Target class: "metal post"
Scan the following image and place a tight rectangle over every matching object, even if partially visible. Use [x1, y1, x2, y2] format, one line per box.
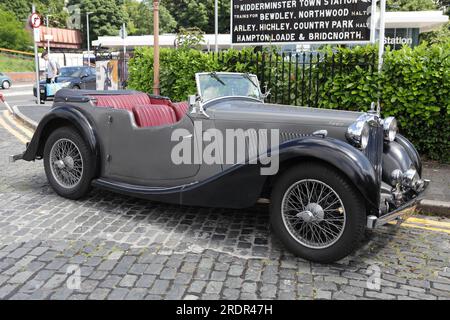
[153, 0, 160, 95]
[370, 0, 377, 44]
[33, 5, 41, 104]
[122, 23, 126, 88]
[46, 15, 51, 56]
[86, 12, 92, 66]
[215, 0, 219, 53]
[378, 0, 386, 72]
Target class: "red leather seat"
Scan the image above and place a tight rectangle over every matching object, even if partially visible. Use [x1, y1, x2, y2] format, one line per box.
[149, 97, 171, 106]
[133, 104, 177, 128]
[170, 102, 189, 120]
[94, 93, 151, 110]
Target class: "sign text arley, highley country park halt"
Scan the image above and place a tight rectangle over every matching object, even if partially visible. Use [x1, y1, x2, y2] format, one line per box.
[231, 0, 373, 44]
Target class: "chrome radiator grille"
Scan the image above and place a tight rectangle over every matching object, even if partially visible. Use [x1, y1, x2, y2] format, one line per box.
[364, 124, 384, 183]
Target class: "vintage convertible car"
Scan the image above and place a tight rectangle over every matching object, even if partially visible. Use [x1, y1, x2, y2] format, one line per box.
[11, 72, 428, 263]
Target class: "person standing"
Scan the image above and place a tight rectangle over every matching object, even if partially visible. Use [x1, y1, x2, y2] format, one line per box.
[41, 51, 58, 83]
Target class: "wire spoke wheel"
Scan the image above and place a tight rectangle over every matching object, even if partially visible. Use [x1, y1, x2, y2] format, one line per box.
[49, 138, 83, 189]
[281, 179, 346, 249]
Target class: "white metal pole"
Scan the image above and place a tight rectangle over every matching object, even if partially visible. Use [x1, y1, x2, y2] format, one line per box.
[123, 23, 126, 88]
[87, 12, 90, 66]
[378, 0, 386, 72]
[215, 0, 219, 52]
[370, 0, 377, 44]
[377, 0, 386, 114]
[46, 15, 50, 56]
[33, 5, 41, 104]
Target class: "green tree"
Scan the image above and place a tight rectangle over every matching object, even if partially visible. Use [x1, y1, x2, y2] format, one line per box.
[0, 0, 31, 22]
[37, 0, 70, 28]
[0, 8, 32, 51]
[67, 0, 127, 48]
[387, 0, 438, 11]
[124, 0, 177, 35]
[162, 0, 230, 33]
[161, 0, 209, 32]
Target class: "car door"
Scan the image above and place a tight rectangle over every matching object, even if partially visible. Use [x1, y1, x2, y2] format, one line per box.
[105, 110, 202, 185]
[81, 68, 96, 90]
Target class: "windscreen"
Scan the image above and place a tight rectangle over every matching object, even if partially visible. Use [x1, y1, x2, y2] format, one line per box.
[198, 73, 261, 102]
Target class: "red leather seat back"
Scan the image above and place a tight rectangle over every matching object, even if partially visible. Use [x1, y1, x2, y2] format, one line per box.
[170, 102, 189, 121]
[149, 97, 171, 106]
[133, 104, 177, 128]
[94, 93, 151, 110]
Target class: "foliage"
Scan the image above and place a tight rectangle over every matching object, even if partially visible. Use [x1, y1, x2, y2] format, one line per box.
[0, 9, 32, 51]
[0, 0, 69, 27]
[387, 0, 438, 11]
[67, 0, 126, 47]
[124, 0, 177, 35]
[0, 54, 34, 72]
[176, 27, 205, 50]
[161, 0, 230, 33]
[420, 23, 450, 45]
[128, 43, 450, 162]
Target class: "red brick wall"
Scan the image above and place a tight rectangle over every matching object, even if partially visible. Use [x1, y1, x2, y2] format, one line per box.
[4, 72, 38, 83]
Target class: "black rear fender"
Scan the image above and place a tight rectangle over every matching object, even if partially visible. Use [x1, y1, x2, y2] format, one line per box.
[22, 106, 99, 172]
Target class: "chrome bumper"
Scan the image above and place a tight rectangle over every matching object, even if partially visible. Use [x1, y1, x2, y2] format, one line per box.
[367, 180, 430, 229]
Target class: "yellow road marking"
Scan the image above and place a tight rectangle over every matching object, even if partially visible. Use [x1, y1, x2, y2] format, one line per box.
[0, 113, 29, 144]
[3, 110, 34, 139]
[406, 217, 450, 229]
[401, 223, 450, 235]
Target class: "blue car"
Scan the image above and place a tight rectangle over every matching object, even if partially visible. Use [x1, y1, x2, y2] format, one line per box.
[0, 72, 12, 89]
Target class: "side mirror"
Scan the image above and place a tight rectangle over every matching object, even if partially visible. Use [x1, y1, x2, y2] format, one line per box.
[188, 95, 197, 107]
[261, 85, 271, 101]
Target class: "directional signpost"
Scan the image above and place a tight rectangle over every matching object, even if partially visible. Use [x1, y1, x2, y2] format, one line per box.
[231, 0, 386, 112]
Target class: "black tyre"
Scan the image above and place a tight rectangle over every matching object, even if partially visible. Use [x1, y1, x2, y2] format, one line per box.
[2, 80, 11, 89]
[270, 162, 366, 263]
[44, 127, 95, 200]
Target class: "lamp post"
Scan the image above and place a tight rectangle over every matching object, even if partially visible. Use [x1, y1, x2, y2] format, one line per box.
[86, 11, 93, 66]
[46, 15, 52, 56]
[153, 0, 160, 95]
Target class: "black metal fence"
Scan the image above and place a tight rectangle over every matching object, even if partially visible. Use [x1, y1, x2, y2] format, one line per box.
[210, 50, 377, 108]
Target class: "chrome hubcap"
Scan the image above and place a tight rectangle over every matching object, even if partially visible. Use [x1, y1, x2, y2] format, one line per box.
[49, 138, 83, 188]
[281, 179, 346, 249]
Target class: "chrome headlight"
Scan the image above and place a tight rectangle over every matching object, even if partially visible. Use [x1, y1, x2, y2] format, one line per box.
[383, 117, 398, 142]
[346, 120, 370, 150]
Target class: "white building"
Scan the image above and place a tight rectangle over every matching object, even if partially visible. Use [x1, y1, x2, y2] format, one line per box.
[92, 11, 449, 51]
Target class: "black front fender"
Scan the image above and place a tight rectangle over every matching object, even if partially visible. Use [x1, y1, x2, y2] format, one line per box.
[278, 137, 380, 211]
[22, 106, 98, 163]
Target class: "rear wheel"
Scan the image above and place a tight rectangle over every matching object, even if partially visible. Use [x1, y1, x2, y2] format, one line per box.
[270, 163, 366, 263]
[44, 127, 95, 199]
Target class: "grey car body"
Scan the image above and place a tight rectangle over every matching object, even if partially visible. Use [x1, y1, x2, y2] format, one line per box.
[13, 72, 428, 262]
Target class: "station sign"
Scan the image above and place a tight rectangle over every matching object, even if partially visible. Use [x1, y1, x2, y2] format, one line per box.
[231, 0, 375, 45]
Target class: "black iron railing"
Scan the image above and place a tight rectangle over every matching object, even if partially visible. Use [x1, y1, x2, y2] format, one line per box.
[210, 50, 377, 108]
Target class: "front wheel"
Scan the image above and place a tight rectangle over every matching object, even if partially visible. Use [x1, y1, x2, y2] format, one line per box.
[270, 163, 366, 263]
[44, 127, 95, 200]
[2, 80, 10, 89]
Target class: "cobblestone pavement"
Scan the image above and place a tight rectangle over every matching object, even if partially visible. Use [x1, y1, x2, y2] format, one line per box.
[0, 122, 449, 300]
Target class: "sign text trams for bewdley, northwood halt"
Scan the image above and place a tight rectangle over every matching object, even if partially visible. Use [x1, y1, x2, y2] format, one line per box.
[232, 0, 373, 44]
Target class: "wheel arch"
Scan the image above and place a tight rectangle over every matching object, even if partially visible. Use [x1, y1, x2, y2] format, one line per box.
[261, 137, 380, 213]
[22, 106, 100, 175]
